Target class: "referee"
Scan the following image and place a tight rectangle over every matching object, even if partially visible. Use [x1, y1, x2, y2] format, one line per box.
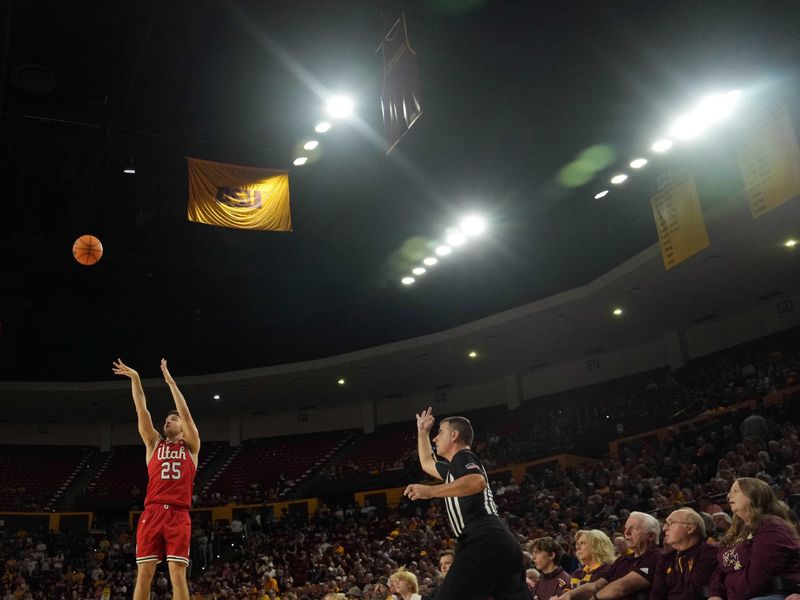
[404, 407, 529, 600]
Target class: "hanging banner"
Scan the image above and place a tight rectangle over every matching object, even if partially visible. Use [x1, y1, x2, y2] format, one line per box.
[736, 105, 800, 219]
[650, 170, 710, 270]
[186, 158, 292, 231]
[380, 14, 423, 155]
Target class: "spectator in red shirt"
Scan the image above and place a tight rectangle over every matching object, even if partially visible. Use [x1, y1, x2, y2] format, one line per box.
[709, 477, 800, 600]
[651, 508, 717, 600]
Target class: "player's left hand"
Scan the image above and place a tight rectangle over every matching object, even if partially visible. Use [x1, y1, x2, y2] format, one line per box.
[160, 358, 175, 385]
[403, 484, 434, 501]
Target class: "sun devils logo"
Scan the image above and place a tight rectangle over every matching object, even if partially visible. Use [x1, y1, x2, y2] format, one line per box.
[216, 187, 262, 209]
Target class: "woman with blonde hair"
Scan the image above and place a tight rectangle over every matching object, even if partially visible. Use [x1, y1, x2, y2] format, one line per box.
[566, 530, 617, 590]
[708, 477, 800, 600]
[390, 567, 422, 600]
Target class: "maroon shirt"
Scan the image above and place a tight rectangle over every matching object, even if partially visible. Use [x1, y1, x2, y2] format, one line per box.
[709, 517, 800, 600]
[531, 567, 570, 600]
[602, 547, 661, 600]
[650, 542, 717, 600]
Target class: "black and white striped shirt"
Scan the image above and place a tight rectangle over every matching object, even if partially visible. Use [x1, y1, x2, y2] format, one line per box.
[434, 448, 499, 538]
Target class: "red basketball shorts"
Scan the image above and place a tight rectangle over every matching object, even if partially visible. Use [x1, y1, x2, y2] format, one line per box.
[136, 504, 191, 565]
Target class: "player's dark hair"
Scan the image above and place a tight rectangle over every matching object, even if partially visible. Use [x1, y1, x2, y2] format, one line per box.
[166, 409, 180, 419]
[441, 416, 474, 445]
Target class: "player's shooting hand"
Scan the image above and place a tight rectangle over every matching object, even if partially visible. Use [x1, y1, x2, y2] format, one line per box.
[112, 358, 139, 379]
[160, 358, 175, 385]
[403, 484, 434, 501]
[416, 407, 435, 433]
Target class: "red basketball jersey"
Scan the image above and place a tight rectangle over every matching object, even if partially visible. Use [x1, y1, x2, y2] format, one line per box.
[144, 439, 196, 509]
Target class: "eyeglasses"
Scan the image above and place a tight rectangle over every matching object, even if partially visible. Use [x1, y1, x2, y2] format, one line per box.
[664, 521, 692, 528]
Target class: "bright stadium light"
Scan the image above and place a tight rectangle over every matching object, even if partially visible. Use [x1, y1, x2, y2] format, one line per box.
[337, 378, 345, 385]
[412, 267, 426, 275]
[468, 351, 478, 358]
[315, 121, 332, 133]
[326, 95, 354, 119]
[293, 157, 308, 166]
[594, 190, 609, 199]
[423, 257, 438, 266]
[670, 89, 742, 140]
[613, 307, 623, 316]
[303, 140, 319, 150]
[652, 139, 673, 153]
[610, 174, 628, 184]
[435, 245, 452, 256]
[212, 394, 220, 400]
[401, 276, 415, 285]
[459, 215, 486, 236]
[786, 239, 798, 248]
[630, 158, 648, 169]
[446, 230, 466, 246]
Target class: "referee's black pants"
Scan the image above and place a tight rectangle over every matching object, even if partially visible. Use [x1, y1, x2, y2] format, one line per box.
[434, 516, 530, 600]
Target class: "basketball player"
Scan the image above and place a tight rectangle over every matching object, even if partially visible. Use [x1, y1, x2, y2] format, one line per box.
[113, 358, 200, 600]
[404, 408, 528, 600]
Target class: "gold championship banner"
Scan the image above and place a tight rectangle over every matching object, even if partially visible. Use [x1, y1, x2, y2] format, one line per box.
[187, 157, 292, 231]
[650, 171, 710, 270]
[736, 105, 800, 219]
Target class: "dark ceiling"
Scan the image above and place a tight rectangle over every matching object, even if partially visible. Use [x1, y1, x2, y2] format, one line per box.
[0, 0, 799, 381]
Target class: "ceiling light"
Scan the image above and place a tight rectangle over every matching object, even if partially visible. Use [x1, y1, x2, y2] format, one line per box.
[315, 121, 332, 133]
[293, 157, 308, 166]
[468, 351, 478, 358]
[594, 190, 609, 199]
[435, 245, 452, 256]
[326, 95, 354, 119]
[612, 307, 623, 316]
[459, 215, 486, 236]
[122, 159, 135, 174]
[212, 394, 220, 400]
[630, 158, 648, 169]
[337, 378, 345, 385]
[610, 174, 628, 184]
[786, 239, 798, 248]
[652, 139, 673, 153]
[422, 257, 438, 266]
[412, 267, 426, 276]
[303, 140, 319, 150]
[446, 231, 466, 246]
[401, 276, 415, 285]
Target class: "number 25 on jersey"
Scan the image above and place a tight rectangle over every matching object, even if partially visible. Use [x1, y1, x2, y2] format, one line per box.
[160, 461, 182, 480]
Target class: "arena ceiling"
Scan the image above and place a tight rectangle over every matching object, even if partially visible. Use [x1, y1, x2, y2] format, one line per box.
[0, 0, 799, 390]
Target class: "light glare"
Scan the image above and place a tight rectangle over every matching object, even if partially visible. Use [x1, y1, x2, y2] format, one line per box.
[446, 231, 466, 246]
[652, 139, 673, 153]
[293, 157, 308, 166]
[459, 215, 486, 236]
[630, 158, 648, 169]
[212, 394, 220, 400]
[594, 190, 609, 199]
[315, 121, 332, 133]
[337, 378, 345, 385]
[613, 307, 623, 316]
[303, 140, 319, 150]
[435, 245, 452, 256]
[786, 239, 798, 248]
[326, 95, 354, 119]
[610, 174, 628, 184]
[412, 267, 426, 275]
[468, 351, 478, 358]
[423, 257, 438, 266]
[401, 276, 415, 285]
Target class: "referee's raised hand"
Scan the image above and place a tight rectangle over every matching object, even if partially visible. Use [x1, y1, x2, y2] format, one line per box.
[416, 406, 435, 433]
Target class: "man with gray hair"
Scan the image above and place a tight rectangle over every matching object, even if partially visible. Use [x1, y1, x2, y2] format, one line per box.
[650, 508, 716, 600]
[554, 512, 660, 600]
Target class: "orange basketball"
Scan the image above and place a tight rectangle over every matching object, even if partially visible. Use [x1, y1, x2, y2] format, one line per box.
[72, 235, 103, 266]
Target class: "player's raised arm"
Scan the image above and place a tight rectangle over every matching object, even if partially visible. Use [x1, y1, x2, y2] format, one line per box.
[160, 359, 200, 454]
[113, 358, 160, 449]
[416, 407, 443, 480]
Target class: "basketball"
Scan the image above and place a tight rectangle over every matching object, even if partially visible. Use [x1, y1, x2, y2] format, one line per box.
[72, 234, 103, 266]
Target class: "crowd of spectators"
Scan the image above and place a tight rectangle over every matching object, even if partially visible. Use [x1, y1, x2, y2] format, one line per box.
[1, 331, 799, 599]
